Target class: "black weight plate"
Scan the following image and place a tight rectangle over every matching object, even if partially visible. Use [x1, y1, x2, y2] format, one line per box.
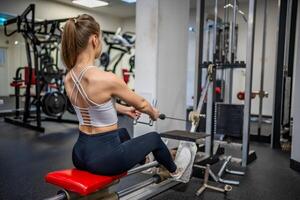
[42, 92, 66, 117]
[100, 52, 110, 68]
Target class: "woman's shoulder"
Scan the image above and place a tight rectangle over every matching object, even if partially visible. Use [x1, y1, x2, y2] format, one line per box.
[86, 67, 119, 83]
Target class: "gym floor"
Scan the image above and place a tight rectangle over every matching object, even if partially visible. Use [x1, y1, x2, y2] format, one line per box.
[0, 117, 299, 200]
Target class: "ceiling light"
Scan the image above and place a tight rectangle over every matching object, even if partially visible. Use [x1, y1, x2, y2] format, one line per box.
[72, 0, 108, 8]
[121, 0, 136, 3]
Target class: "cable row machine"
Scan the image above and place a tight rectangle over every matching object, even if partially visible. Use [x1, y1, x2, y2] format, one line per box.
[3, 4, 77, 132]
[194, 0, 258, 167]
[45, 0, 256, 200]
[43, 0, 258, 199]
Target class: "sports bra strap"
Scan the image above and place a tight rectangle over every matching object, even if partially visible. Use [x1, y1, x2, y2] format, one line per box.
[70, 66, 102, 107]
[71, 67, 105, 107]
[69, 66, 94, 98]
[70, 71, 91, 106]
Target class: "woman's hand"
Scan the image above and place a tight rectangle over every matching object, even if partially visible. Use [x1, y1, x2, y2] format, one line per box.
[150, 108, 160, 121]
[124, 106, 142, 119]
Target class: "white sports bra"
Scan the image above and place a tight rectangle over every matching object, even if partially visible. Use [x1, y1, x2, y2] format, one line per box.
[69, 66, 118, 127]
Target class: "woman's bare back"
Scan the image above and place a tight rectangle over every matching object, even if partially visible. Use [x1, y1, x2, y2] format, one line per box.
[64, 67, 119, 134]
[65, 67, 113, 108]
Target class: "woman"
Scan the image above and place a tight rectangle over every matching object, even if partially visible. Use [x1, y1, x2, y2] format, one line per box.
[62, 14, 187, 178]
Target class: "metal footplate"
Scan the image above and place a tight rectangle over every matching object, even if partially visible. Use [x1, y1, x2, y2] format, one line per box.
[161, 130, 204, 183]
[160, 130, 209, 143]
[174, 141, 197, 183]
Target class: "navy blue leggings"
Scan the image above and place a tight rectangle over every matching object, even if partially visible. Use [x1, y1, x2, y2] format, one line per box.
[72, 128, 177, 176]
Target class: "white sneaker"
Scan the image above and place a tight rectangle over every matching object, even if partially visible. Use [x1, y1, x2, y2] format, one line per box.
[142, 154, 155, 174]
[170, 167, 184, 179]
[171, 147, 192, 180]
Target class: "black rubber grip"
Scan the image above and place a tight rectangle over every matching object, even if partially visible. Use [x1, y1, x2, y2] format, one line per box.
[159, 114, 166, 120]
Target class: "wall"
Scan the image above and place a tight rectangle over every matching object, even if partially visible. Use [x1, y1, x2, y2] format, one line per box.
[0, 30, 26, 96]
[121, 17, 136, 32]
[156, 0, 189, 132]
[118, 10, 196, 108]
[0, 0, 123, 96]
[0, 31, 11, 96]
[134, 0, 189, 136]
[134, 0, 159, 136]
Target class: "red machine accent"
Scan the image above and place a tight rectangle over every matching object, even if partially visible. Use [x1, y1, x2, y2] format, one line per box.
[215, 87, 221, 94]
[45, 169, 126, 196]
[237, 91, 245, 100]
[10, 81, 25, 88]
[24, 67, 36, 85]
[122, 69, 130, 84]
[237, 91, 257, 100]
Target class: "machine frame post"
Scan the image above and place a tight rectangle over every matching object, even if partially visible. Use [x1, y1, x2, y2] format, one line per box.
[242, 0, 257, 167]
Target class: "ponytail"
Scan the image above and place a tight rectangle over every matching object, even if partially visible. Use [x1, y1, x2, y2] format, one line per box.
[61, 19, 77, 70]
[61, 15, 100, 70]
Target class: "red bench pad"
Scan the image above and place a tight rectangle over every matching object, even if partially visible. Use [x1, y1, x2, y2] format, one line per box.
[45, 169, 126, 196]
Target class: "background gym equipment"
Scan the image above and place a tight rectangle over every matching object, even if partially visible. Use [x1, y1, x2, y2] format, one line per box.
[136, 92, 245, 188]
[189, 64, 246, 187]
[190, 0, 261, 166]
[100, 29, 135, 88]
[237, 90, 269, 101]
[3, 4, 77, 132]
[194, 164, 232, 195]
[131, 0, 256, 194]
[215, 103, 244, 138]
[193, 0, 258, 167]
[42, 92, 67, 117]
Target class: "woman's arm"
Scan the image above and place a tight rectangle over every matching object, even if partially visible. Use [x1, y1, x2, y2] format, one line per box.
[115, 103, 141, 119]
[115, 103, 128, 115]
[108, 74, 159, 120]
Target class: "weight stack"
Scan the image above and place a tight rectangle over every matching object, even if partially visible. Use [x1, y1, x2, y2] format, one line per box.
[215, 103, 244, 138]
